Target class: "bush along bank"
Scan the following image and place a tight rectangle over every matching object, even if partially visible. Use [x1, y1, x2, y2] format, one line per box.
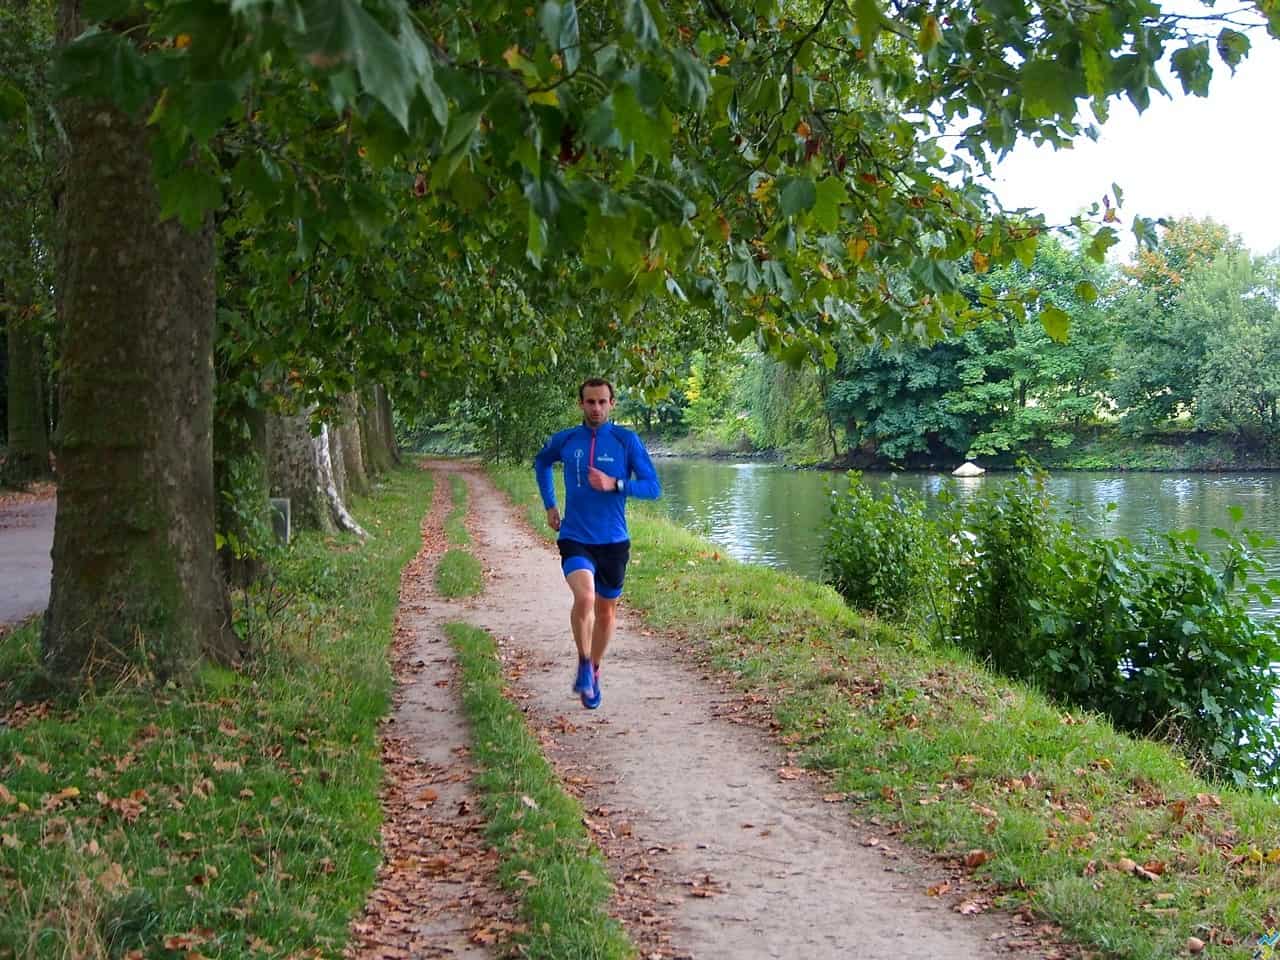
[0, 467, 433, 957]
[825, 470, 1280, 791]
[491, 463, 1280, 960]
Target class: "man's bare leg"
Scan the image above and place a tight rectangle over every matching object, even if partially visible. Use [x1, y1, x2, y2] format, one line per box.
[591, 596, 618, 669]
[566, 569, 596, 660]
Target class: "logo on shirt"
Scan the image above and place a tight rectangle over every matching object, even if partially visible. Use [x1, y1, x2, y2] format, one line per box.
[596, 453, 616, 463]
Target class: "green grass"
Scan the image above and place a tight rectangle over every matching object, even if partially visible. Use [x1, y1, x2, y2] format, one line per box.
[0, 466, 434, 959]
[446, 622, 634, 960]
[436, 548, 484, 597]
[445, 473, 470, 546]
[489, 463, 1280, 960]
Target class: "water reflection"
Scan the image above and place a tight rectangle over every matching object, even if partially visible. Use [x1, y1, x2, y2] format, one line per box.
[653, 460, 1280, 615]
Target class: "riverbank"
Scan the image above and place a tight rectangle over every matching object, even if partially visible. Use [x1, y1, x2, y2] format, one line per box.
[645, 426, 1280, 473]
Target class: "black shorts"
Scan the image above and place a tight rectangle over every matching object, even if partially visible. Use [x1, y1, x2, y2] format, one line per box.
[558, 539, 631, 599]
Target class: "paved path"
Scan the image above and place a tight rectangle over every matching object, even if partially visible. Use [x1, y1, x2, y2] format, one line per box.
[0, 498, 54, 627]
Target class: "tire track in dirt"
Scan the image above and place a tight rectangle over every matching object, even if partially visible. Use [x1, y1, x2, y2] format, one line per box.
[346, 465, 521, 959]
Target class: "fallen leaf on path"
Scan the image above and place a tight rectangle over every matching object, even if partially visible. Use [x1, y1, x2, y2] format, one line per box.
[822, 793, 847, 803]
[963, 849, 992, 869]
[927, 880, 952, 896]
[777, 767, 803, 780]
[955, 898, 988, 915]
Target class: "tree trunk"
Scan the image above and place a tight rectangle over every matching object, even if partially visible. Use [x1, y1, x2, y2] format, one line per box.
[338, 391, 369, 497]
[42, 31, 236, 680]
[360, 385, 392, 477]
[268, 409, 335, 534]
[2, 284, 51, 487]
[315, 423, 366, 538]
[327, 420, 348, 504]
[376, 384, 400, 465]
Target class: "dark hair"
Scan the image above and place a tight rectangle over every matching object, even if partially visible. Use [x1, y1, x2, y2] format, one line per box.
[579, 377, 615, 401]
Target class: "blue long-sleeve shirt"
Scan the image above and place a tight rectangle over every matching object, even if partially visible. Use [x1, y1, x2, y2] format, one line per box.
[533, 421, 661, 544]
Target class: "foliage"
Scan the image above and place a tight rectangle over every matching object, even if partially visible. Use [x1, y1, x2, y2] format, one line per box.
[822, 471, 1280, 788]
[492, 460, 1280, 959]
[447, 622, 634, 960]
[822, 473, 941, 623]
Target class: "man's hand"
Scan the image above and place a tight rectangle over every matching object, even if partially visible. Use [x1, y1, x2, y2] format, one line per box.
[545, 506, 561, 531]
[587, 466, 618, 491]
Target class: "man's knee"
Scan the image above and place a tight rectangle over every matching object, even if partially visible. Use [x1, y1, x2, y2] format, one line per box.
[594, 598, 618, 624]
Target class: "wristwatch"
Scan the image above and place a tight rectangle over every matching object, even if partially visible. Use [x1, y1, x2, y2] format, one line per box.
[617, 478, 626, 494]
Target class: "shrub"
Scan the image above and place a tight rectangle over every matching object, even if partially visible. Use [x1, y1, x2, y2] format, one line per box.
[823, 473, 943, 625]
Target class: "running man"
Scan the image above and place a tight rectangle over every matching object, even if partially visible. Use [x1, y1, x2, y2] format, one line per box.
[534, 378, 662, 709]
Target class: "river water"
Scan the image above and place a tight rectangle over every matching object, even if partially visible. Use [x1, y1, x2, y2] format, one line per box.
[651, 460, 1280, 602]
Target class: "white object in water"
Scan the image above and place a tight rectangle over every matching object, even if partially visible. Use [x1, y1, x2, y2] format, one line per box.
[952, 461, 985, 477]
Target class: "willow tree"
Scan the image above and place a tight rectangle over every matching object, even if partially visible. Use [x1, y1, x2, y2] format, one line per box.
[40, 0, 1279, 682]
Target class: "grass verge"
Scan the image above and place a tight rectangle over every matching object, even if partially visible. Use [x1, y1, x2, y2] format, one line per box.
[489, 463, 1280, 960]
[445, 474, 470, 546]
[436, 548, 484, 598]
[446, 622, 633, 960]
[0, 466, 433, 958]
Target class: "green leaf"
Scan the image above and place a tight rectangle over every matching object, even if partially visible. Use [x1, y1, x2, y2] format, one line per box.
[53, 28, 153, 114]
[853, 0, 882, 47]
[304, 0, 416, 128]
[527, 205, 548, 267]
[1171, 41, 1212, 96]
[777, 176, 816, 218]
[539, 0, 580, 73]
[1085, 226, 1118, 263]
[672, 48, 709, 110]
[0, 81, 26, 126]
[1074, 280, 1098, 304]
[1039, 305, 1069, 343]
[1020, 59, 1077, 120]
[1216, 28, 1249, 70]
[1228, 505, 1245, 524]
[158, 165, 223, 230]
[625, 0, 659, 49]
[398, 15, 447, 128]
[812, 177, 847, 232]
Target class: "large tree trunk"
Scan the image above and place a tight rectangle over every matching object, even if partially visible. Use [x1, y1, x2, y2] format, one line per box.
[2, 283, 51, 488]
[267, 409, 366, 537]
[376, 384, 400, 465]
[327, 421, 348, 504]
[268, 410, 335, 535]
[43, 23, 236, 680]
[337, 391, 369, 497]
[360, 385, 393, 477]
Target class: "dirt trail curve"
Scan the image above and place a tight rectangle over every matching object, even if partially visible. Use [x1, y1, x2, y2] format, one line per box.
[356, 460, 1064, 960]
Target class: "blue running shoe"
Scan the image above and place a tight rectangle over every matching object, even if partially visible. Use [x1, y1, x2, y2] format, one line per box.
[582, 666, 601, 710]
[573, 658, 594, 695]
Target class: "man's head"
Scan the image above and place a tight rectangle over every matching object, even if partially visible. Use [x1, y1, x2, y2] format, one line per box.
[579, 378, 615, 427]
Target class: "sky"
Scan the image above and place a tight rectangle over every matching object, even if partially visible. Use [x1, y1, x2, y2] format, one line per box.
[989, 23, 1280, 258]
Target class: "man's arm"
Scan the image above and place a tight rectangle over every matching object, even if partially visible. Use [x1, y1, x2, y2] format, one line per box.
[533, 431, 564, 510]
[622, 433, 661, 500]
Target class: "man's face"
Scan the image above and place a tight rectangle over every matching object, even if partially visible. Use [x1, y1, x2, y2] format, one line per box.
[579, 385, 614, 427]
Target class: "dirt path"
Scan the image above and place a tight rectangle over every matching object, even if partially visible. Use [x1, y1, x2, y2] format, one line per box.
[360, 460, 1066, 959]
[0, 489, 55, 629]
